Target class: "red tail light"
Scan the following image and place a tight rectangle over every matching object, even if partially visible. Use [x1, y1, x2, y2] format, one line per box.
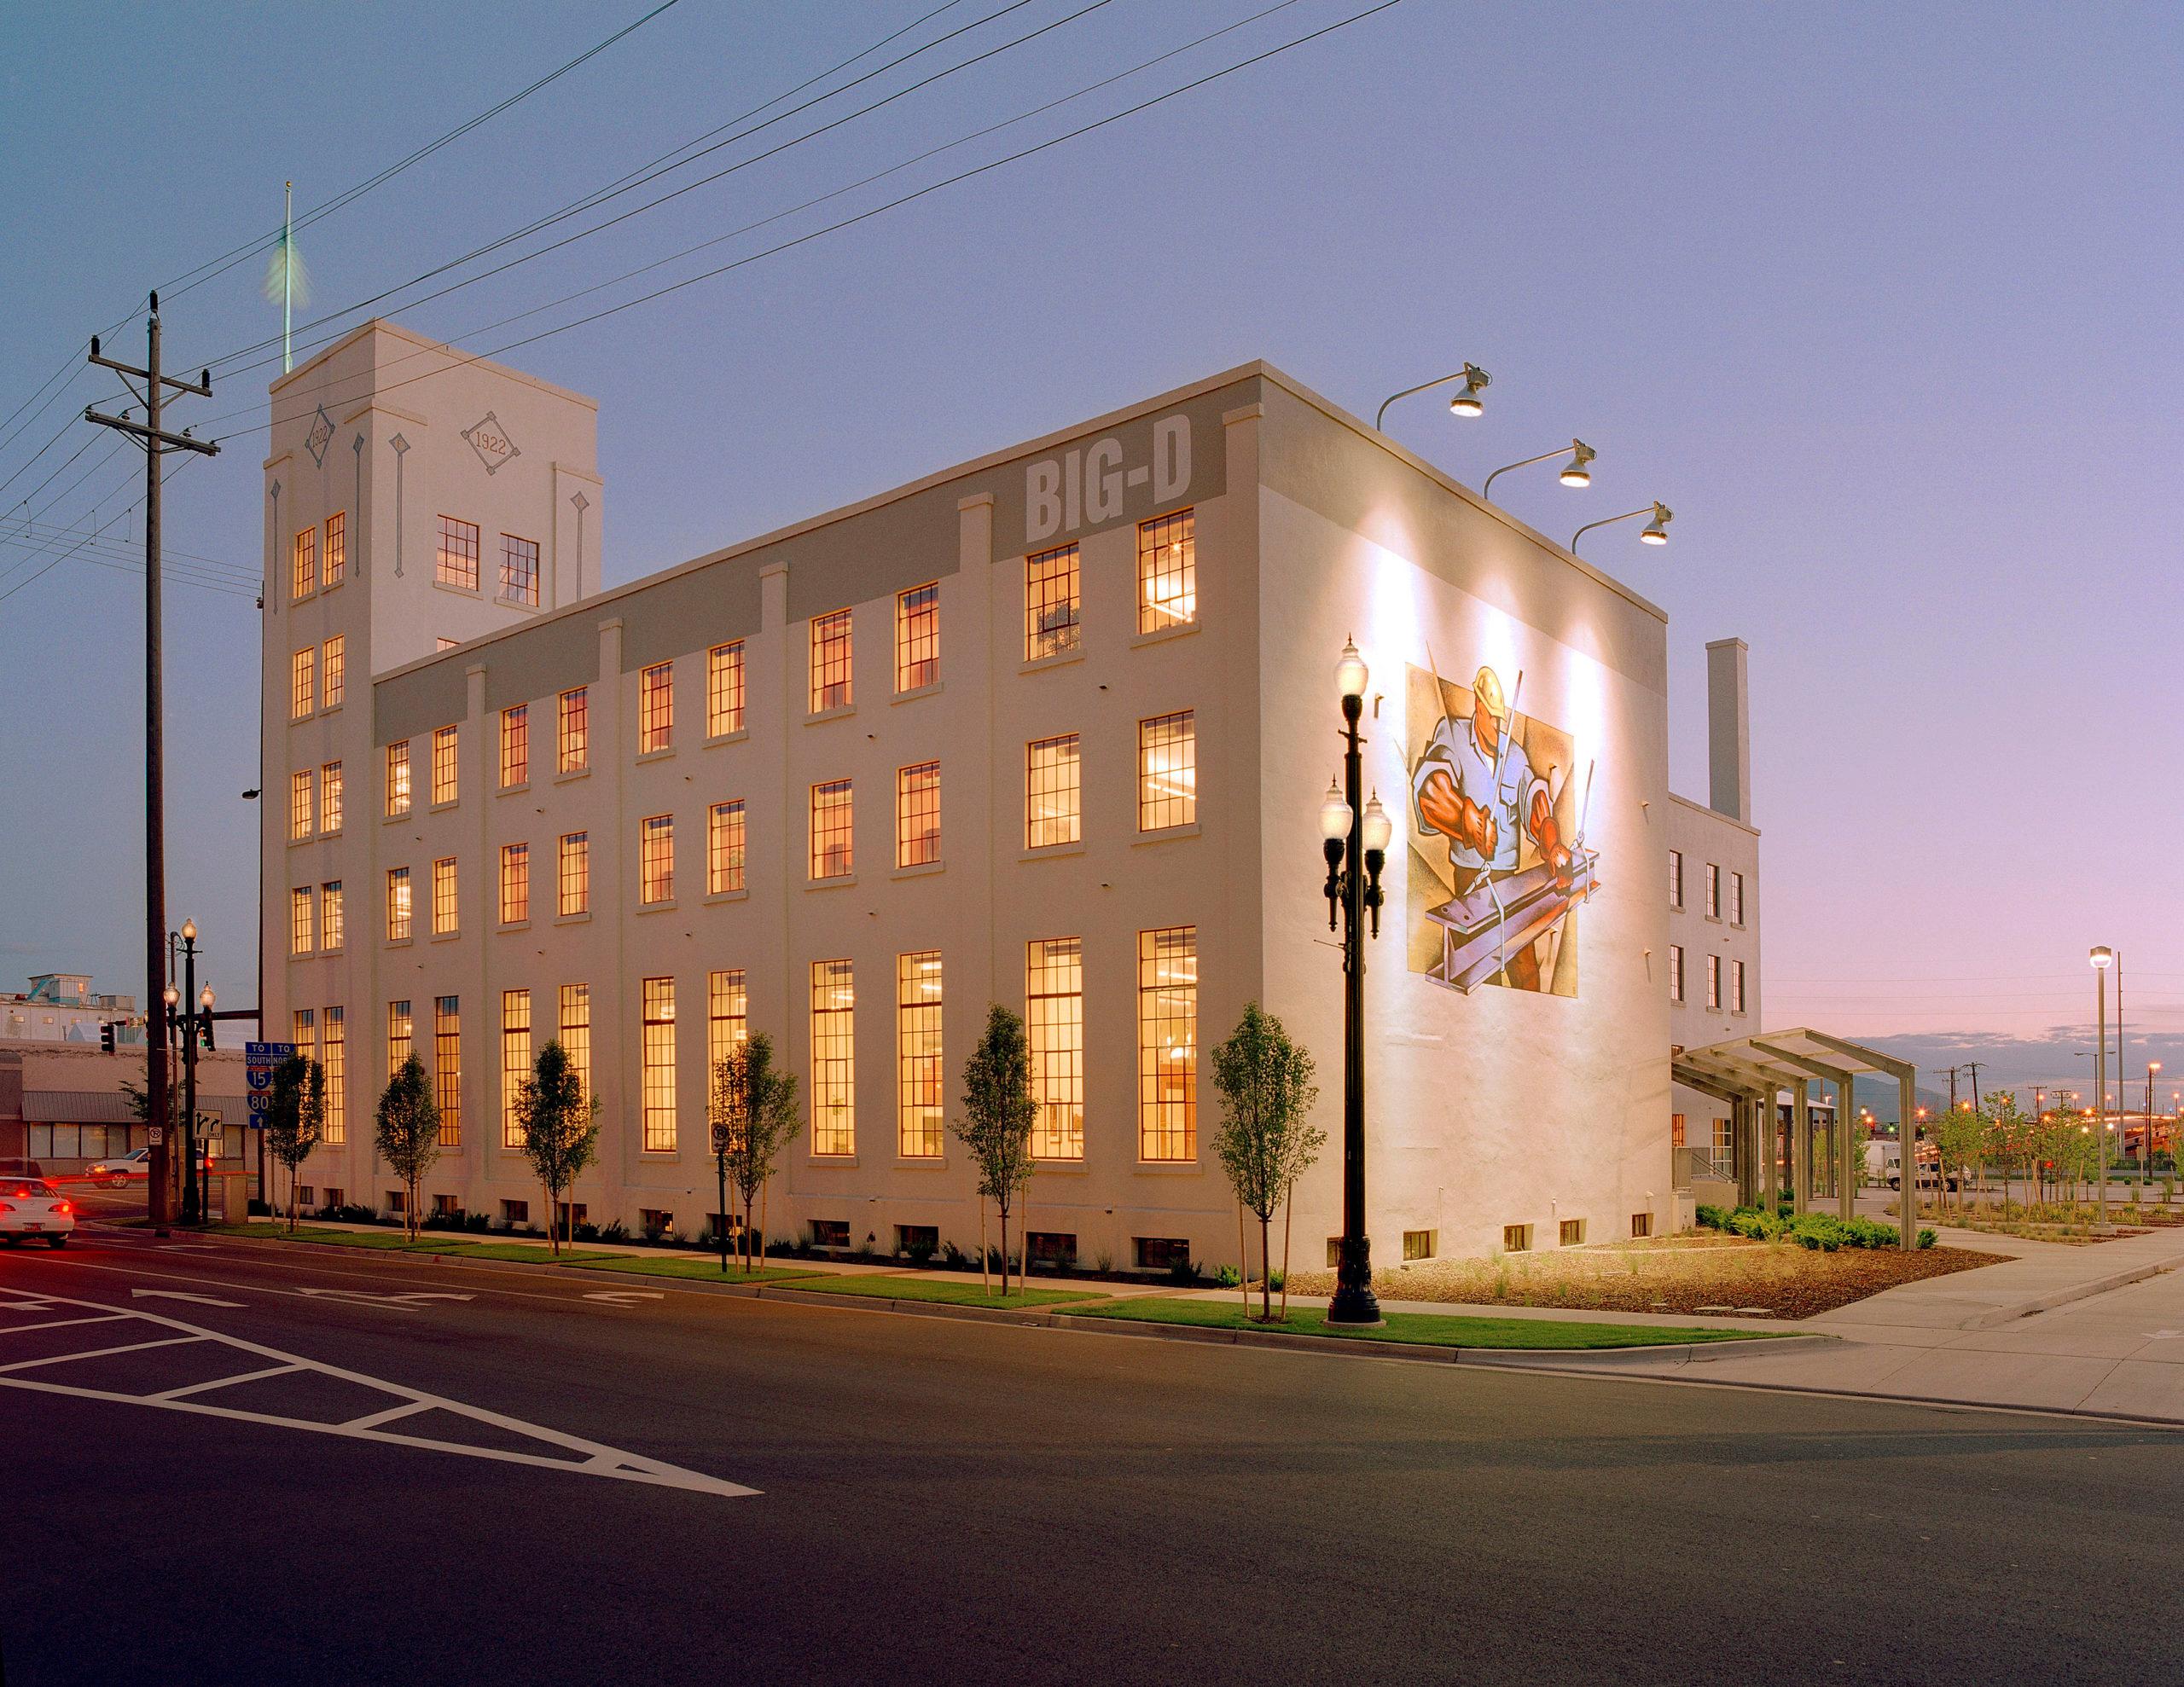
[0, 1203, 15, 1214]
[54, 1201, 73, 1215]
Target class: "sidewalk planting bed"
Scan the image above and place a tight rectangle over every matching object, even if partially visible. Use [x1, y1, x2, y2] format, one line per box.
[558, 1255, 818, 1284]
[213, 1224, 587, 1264]
[787, 1274, 1101, 1310]
[1072, 1298, 1772, 1349]
[1285, 1232, 1998, 1319]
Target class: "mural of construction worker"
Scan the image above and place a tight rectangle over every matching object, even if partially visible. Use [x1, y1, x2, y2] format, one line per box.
[1411, 665, 1574, 990]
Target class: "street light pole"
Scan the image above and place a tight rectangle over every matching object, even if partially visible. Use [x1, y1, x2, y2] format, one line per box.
[2092, 946, 2111, 1223]
[179, 922, 200, 1225]
[1320, 639, 1391, 1327]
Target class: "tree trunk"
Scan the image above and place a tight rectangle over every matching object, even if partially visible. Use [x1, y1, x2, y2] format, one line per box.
[759, 1180, 768, 1268]
[979, 1195, 990, 1294]
[1260, 1212, 1273, 1322]
[1237, 1198, 1249, 1318]
[1000, 1203, 1012, 1298]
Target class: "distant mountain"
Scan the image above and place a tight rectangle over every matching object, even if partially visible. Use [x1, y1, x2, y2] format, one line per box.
[1811, 1026, 2181, 1124]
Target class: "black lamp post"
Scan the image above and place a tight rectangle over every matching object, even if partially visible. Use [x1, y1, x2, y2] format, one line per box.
[174, 919, 202, 1224]
[1320, 637, 1392, 1327]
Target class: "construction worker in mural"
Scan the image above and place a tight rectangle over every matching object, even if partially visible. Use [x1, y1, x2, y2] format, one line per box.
[1411, 665, 1577, 992]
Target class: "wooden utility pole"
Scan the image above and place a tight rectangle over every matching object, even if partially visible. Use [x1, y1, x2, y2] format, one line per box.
[84, 296, 218, 1232]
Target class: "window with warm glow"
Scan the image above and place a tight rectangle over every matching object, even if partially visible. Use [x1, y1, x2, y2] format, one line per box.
[1731, 959, 1746, 1014]
[387, 999, 413, 1070]
[386, 867, 412, 942]
[1137, 710, 1196, 832]
[293, 526, 317, 600]
[319, 761, 342, 833]
[386, 741, 411, 817]
[641, 815, 674, 905]
[432, 725, 459, 806]
[321, 881, 344, 951]
[322, 1006, 346, 1143]
[557, 687, 588, 774]
[641, 977, 677, 1152]
[324, 512, 346, 586]
[290, 647, 315, 719]
[289, 886, 314, 956]
[1136, 509, 1195, 632]
[896, 762, 939, 868]
[433, 996, 462, 1146]
[500, 704, 528, 788]
[810, 609, 852, 711]
[559, 984, 590, 1099]
[895, 583, 938, 692]
[499, 533, 539, 606]
[640, 663, 673, 753]
[708, 969, 746, 1074]
[1028, 937, 1083, 1160]
[810, 959, 855, 1156]
[436, 516, 479, 590]
[1025, 543, 1080, 660]
[558, 832, 589, 916]
[1706, 953, 1722, 1009]
[289, 770, 312, 842]
[707, 801, 745, 895]
[810, 780, 852, 880]
[501, 988, 531, 1148]
[707, 642, 745, 737]
[432, 856, 458, 936]
[1025, 734, 1080, 849]
[1138, 925, 1197, 1162]
[897, 952, 944, 1159]
[293, 1009, 315, 1069]
[499, 843, 529, 925]
[323, 635, 345, 708]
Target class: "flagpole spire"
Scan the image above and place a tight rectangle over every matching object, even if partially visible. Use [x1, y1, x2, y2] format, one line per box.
[282, 180, 293, 374]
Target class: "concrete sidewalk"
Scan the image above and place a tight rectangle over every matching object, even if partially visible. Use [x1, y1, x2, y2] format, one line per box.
[1497, 1225, 2184, 1424]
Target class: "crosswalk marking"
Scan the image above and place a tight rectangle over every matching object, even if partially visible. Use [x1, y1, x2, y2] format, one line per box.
[0, 1288, 755, 1499]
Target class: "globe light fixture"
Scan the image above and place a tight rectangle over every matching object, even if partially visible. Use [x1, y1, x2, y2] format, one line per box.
[1320, 779, 1354, 844]
[1334, 636, 1368, 702]
[181, 918, 196, 942]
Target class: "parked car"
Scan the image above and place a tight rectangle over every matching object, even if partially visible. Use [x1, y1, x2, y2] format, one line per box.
[86, 1146, 211, 1187]
[0, 1179, 76, 1246]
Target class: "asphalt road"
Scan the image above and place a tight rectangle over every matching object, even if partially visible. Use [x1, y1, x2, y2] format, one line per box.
[3, 1226, 2177, 1686]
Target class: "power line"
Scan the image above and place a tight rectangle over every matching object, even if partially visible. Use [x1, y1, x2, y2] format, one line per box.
[206, 0, 1405, 457]
[187, 0, 1073, 386]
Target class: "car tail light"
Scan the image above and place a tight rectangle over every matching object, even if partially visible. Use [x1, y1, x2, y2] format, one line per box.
[0, 1203, 14, 1214]
[53, 1201, 73, 1215]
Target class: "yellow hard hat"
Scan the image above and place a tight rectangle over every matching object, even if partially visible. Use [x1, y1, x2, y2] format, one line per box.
[1472, 666, 1507, 721]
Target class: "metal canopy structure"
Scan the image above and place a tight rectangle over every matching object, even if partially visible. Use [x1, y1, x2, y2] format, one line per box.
[1673, 1028, 1920, 1250]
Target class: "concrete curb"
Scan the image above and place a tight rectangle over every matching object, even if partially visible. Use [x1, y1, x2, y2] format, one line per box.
[1041, 1311, 1819, 1365]
[1958, 1252, 2184, 1330]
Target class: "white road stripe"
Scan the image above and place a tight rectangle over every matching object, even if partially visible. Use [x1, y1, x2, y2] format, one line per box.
[0, 1314, 132, 1336]
[149, 1363, 305, 1403]
[0, 1288, 755, 1499]
[0, 1335, 206, 1374]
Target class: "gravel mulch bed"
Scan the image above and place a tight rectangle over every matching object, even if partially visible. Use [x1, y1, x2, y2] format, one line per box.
[1286, 1234, 1999, 1320]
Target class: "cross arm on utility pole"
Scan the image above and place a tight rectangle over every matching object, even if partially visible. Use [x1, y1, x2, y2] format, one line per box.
[89, 335, 212, 397]
[84, 408, 220, 456]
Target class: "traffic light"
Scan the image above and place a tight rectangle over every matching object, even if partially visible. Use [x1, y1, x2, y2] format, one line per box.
[198, 1015, 216, 1052]
[99, 1021, 116, 1054]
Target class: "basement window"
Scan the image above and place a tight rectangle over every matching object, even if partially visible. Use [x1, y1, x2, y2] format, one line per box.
[1133, 1236, 1192, 1272]
[1630, 1212, 1654, 1239]
[501, 1199, 529, 1226]
[1560, 1219, 1585, 1247]
[1402, 1228, 1436, 1261]
[1502, 1223, 1532, 1254]
[1026, 1231, 1077, 1268]
[809, 1219, 851, 1250]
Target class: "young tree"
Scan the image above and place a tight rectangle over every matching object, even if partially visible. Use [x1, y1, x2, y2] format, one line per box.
[1211, 1002, 1324, 1321]
[950, 1005, 1037, 1298]
[712, 1033, 801, 1272]
[374, 1054, 440, 1241]
[262, 1053, 325, 1233]
[514, 1039, 599, 1257]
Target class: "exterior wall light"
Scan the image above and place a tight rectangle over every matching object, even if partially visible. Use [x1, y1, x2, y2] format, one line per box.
[1571, 500, 1674, 555]
[1374, 363, 1491, 432]
[1484, 439, 1596, 502]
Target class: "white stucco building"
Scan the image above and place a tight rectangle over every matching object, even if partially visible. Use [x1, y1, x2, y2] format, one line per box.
[262, 321, 1760, 1269]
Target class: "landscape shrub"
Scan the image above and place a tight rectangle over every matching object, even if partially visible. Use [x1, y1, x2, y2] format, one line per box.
[1213, 1263, 1242, 1288]
[1701, 1203, 1916, 1252]
[1166, 1256, 1205, 1287]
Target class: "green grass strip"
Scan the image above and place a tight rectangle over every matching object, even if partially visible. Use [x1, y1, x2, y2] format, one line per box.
[1072, 1297, 1773, 1348]
[212, 1224, 619, 1266]
[556, 1255, 817, 1284]
[787, 1273, 1100, 1309]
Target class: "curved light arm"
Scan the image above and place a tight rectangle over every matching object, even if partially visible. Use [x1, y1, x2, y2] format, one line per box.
[1484, 441, 1592, 502]
[1571, 501, 1670, 554]
[1374, 362, 1489, 431]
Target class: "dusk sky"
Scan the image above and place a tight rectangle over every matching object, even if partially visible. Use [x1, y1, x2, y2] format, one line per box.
[3, 0, 2179, 1093]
